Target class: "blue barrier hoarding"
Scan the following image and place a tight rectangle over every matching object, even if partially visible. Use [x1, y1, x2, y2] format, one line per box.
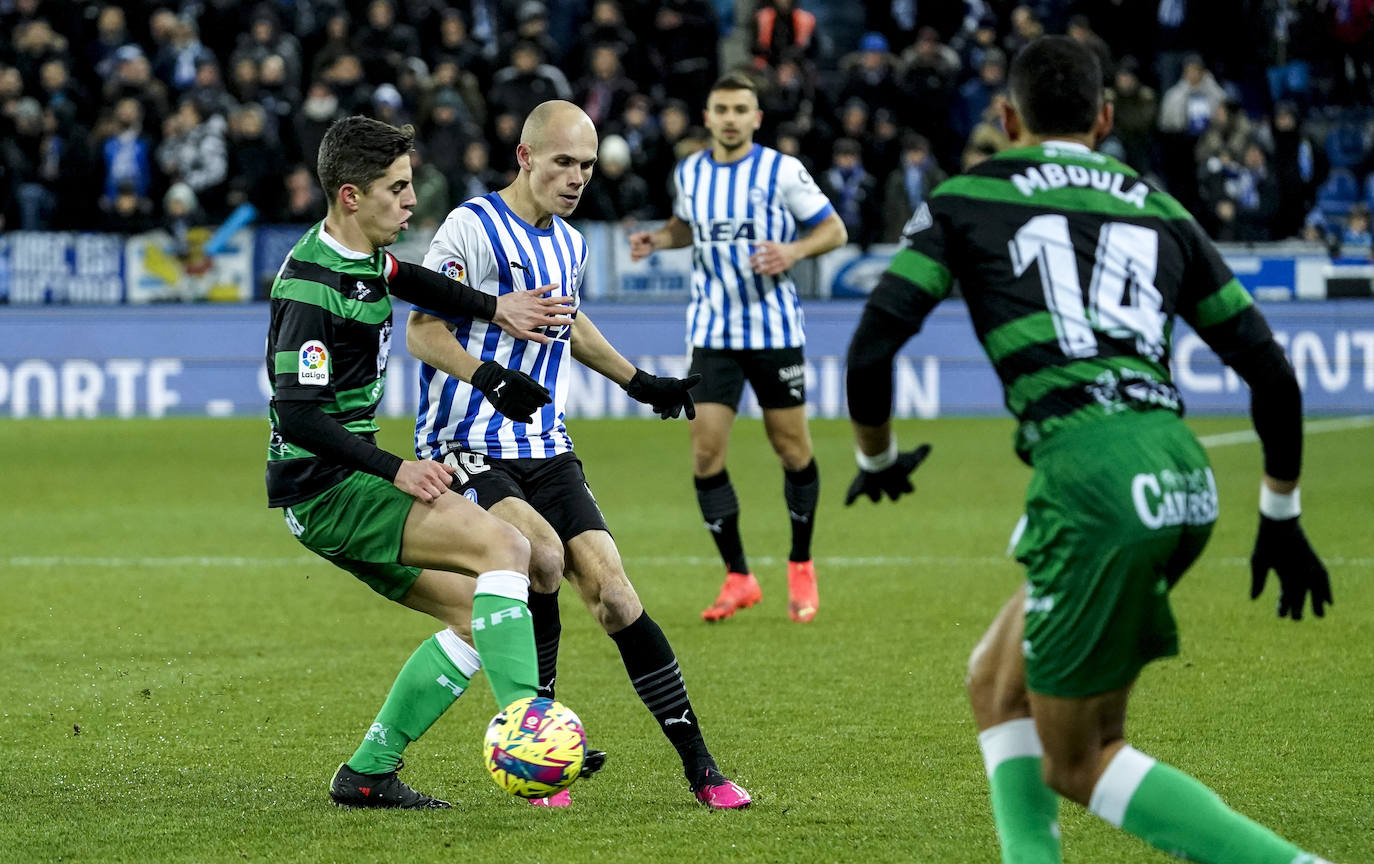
[0, 301, 1370, 419]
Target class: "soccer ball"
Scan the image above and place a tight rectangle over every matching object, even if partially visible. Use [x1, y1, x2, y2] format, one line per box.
[483, 696, 586, 799]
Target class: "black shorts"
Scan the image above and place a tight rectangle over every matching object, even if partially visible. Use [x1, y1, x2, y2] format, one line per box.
[443, 450, 609, 543]
[688, 346, 807, 410]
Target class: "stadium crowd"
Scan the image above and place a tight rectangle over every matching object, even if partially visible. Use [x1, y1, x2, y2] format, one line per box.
[1, 0, 1373, 255]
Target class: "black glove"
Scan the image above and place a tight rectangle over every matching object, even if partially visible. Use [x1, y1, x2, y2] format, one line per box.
[623, 369, 702, 419]
[844, 444, 932, 505]
[470, 361, 551, 424]
[1250, 514, 1332, 621]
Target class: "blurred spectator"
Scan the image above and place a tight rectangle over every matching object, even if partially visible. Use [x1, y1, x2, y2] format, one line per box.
[37, 103, 97, 230]
[502, 2, 563, 68]
[156, 99, 228, 216]
[225, 103, 282, 215]
[578, 133, 652, 222]
[100, 97, 154, 204]
[751, 0, 818, 69]
[1158, 53, 1226, 205]
[1003, 5, 1045, 59]
[371, 83, 409, 128]
[230, 56, 261, 106]
[408, 142, 451, 231]
[454, 139, 503, 202]
[1265, 0, 1322, 108]
[430, 9, 491, 92]
[956, 15, 1001, 81]
[951, 49, 1006, 144]
[163, 182, 205, 257]
[488, 111, 523, 178]
[257, 54, 301, 137]
[186, 58, 235, 121]
[1194, 100, 1253, 167]
[87, 5, 132, 87]
[1067, 14, 1113, 83]
[155, 15, 214, 94]
[575, 44, 636, 128]
[839, 33, 900, 119]
[760, 60, 819, 143]
[822, 138, 879, 249]
[866, 108, 902, 183]
[1201, 140, 1280, 241]
[309, 11, 358, 83]
[12, 19, 67, 95]
[1269, 100, 1328, 238]
[294, 82, 342, 172]
[838, 99, 869, 146]
[773, 121, 815, 175]
[276, 163, 324, 223]
[357, 0, 418, 84]
[673, 125, 711, 160]
[489, 42, 572, 123]
[430, 59, 487, 132]
[1324, 0, 1374, 105]
[38, 58, 91, 123]
[882, 132, 945, 243]
[962, 94, 1012, 170]
[232, 6, 303, 89]
[1153, 0, 1207, 91]
[11, 97, 51, 229]
[103, 45, 171, 135]
[608, 93, 664, 176]
[321, 54, 371, 115]
[574, 1, 644, 83]
[648, 0, 719, 109]
[1109, 56, 1158, 173]
[1335, 203, 1374, 257]
[898, 27, 960, 159]
[99, 178, 157, 232]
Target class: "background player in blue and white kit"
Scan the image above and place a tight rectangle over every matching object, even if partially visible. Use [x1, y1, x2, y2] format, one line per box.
[629, 72, 848, 625]
[407, 100, 752, 810]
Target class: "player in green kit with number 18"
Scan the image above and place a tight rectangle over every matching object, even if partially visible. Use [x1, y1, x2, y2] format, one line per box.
[264, 115, 600, 808]
[845, 37, 1342, 864]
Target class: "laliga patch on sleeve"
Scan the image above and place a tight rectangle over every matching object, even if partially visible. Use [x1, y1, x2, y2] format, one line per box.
[440, 258, 466, 283]
[298, 340, 330, 385]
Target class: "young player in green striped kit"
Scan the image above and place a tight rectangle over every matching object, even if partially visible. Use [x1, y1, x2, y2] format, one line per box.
[845, 36, 1341, 864]
[264, 115, 596, 808]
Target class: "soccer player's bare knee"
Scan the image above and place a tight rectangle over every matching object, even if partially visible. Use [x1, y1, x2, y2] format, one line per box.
[966, 590, 1029, 728]
[480, 521, 531, 574]
[527, 538, 564, 593]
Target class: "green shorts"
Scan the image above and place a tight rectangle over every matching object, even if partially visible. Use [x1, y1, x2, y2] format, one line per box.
[1014, 411, 1217, 699]
[282, 471, 421, 601]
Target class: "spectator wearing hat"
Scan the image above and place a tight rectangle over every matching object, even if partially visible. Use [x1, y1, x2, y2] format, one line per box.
[882, 132, 945, 243]
[577, 133, 652, 223]
[751, 0, 818, 69]
[822, 137, 880, 249]
[162, 181, 204, 257]
[424, 86, 480, 192]
[839, 32, 900, 118]
[371, 82, 408, 127]
[951, 48, 1005, 144]
[488, 41, 571, 124]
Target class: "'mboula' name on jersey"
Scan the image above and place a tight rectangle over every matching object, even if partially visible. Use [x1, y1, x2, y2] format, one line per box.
[1010, 163, 1150, 209]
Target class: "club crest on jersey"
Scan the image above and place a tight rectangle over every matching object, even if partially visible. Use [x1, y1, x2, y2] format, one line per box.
[749, 186, 768, 206]
[298, 340, 329, 385]
[440, 258, 465, 283]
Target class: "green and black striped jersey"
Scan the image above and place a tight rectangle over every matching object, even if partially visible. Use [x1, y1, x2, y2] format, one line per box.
[265, 221, 401, 507]
[871, 140, 1271, 460]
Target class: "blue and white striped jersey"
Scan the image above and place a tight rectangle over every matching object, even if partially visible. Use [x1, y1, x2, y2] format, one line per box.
[413, 192, 586, 460]
[673, 143, 834, 350]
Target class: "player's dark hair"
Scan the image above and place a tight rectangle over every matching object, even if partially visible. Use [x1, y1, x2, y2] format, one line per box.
[709, 70, 758, 98]
[316, 115, 415, 207]
[1007, 36, 1101, 137]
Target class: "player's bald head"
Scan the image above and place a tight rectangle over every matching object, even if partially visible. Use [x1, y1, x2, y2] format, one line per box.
[520, 100, 597, 152]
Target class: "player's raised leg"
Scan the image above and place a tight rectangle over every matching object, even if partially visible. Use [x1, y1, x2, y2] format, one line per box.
[762, 404, 820, 623]
[693, 403, 761, 622]
[967, 586, 1062, 864]
[565, 529, 751, 809]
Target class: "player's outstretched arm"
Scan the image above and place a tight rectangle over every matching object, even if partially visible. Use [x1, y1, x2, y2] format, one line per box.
[1227, 339, 1332, 620]
[844, 284, 933, 505]
[628, 217, 693, 261]
[749, 212, 848, 277]
[407, 311, 551, 423]
[569, 313, 701, 419]
[389, 257, 573, 344]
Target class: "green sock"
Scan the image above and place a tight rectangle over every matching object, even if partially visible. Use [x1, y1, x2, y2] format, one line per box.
[1090, 746, 1323, 864]
[346, 629, 480, 775]
[471, 570, 539, 709]
[979, 718, 1062, 864]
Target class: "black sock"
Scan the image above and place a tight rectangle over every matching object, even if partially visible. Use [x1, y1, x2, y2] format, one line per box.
[784, 459, 820, 563]
[609, 611, 714, 778]
[526, 588, 561, 698]
[695, 470, 748, 574]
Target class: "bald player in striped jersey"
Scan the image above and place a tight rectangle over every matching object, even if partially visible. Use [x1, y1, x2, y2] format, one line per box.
[846, 36, 1340, 864]
[630, 71, 848, 625]
[407, 101, 751, 810]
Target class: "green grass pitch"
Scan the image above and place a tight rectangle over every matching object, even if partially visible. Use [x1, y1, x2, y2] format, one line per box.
[2, 416, 1371, 863]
